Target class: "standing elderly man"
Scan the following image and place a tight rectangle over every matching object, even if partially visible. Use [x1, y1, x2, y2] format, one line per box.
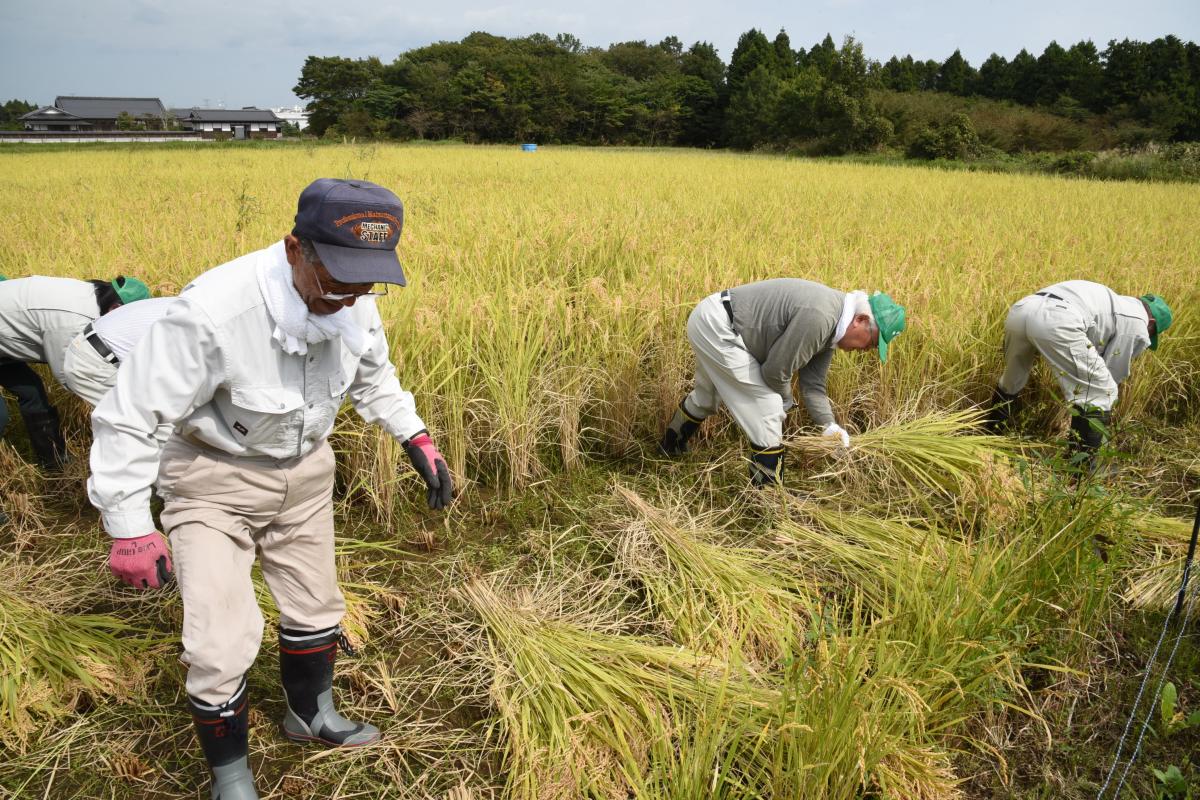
[0, 273, 150, 470]
[660, 278, 906, 486]
[87, 179, 453, 800]
[985, 279, 1172, 458]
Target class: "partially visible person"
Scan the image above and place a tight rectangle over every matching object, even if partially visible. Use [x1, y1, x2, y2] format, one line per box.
[62, 296, 178, 407]
[0, 274, 151, 469]
[985, 280, 1172, 461]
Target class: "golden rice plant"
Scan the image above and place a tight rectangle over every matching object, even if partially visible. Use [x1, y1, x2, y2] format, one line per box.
[456, 575, 776, 800]
[786, 409, 1028, 500]
[611, 483, 815, 669]
[0, 558, 157, 751]
[1122, 511, 1200, 612]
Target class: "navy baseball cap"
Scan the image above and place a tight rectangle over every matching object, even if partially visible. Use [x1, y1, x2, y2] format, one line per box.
[293, 178, 406, 286]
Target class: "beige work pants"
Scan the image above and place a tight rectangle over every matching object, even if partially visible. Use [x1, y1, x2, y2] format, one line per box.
[62, 333, 119, 407]
[998, 294, 1118, 411]
[157, 437, 345, 705]
[684, 293, 786, 448]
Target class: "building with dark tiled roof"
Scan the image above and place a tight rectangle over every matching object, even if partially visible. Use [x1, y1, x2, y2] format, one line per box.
[20, 96, 171, 131]
[174, 107, 281, 138]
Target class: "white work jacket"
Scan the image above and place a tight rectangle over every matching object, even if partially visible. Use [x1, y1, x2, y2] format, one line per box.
[88, 241, 427, 538]
[1041, 280, 1151, 384]
[0, 276, 101, 381]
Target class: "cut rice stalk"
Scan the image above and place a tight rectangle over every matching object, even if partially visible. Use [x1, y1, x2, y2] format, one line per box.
[787, 410, 1026, 498]
[613, 484, 815, 669]
[457, 576, 776, 800]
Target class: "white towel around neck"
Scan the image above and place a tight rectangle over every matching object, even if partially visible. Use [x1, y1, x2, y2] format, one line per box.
[257, 249, 369, 357]
[834, 290, 869, 345]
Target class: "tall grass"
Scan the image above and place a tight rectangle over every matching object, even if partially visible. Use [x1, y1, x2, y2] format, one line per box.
[2, 144, 1196, 504]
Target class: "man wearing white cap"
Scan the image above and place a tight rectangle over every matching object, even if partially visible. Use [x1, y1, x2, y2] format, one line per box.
[87, 179, 453, 800]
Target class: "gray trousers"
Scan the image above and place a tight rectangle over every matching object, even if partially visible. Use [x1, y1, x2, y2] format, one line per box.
[998, 294, 1118, 411]
[684, 293, 786, 448]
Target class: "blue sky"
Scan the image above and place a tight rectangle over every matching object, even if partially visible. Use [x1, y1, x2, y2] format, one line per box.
[2, 0, 1197, 109]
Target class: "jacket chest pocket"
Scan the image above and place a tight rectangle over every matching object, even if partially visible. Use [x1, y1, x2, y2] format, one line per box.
[227, 385, 306, 449]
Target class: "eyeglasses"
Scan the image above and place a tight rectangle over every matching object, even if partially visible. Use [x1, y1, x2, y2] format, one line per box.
[312, 264, 389, 300]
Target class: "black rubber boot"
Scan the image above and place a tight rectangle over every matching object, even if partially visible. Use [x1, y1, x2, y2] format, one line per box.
[748, 445, 785, 487]
[190, 679, 258, 800]
[659, 400, 704, 457]
[1067, 406, 1111, 469]
[279, 626, 380, 748]
[24, 407, 68, 472]
[983, 388, 1020, 433]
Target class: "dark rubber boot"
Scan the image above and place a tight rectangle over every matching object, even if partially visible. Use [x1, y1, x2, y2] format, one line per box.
[983, 388, 1020, 433]
[190, 679, 258, 800]
[1068, 406, 1111, 469]
[659, 400, 704, 457]
[279, 626, 380, 748]
[749, 445, 785, 487]
[24, 407, 68, 472]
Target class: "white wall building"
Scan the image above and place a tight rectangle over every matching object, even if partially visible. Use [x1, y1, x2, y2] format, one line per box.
[271, 106, 310, 131]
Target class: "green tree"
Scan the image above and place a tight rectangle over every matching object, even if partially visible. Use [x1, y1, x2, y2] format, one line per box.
[1064, 41, 1104, 111]
[725, 63, 781, 148]
[977, 54, 1013, 99]
[678, 41, 725, 146]
[881, 56, 920, 92]
[0, 99, 36, 130]
[936, 49, 976, 95]
[294, 55, 384, 136]
[908, 113, 983, 160]
[1035, 41, 1071, 104]
[773, 29, 796, 75]
[727, 29, 778, 92]
[1009, 48, 1041, 104]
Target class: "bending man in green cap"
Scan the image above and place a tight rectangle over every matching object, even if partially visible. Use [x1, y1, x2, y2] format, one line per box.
[985, 280, 1172, 459]
[660, 278, 906, 486]
[0, 274, 150, 470]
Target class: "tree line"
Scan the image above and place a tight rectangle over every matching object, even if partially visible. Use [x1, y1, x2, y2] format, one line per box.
[294, 31, 1199, 154]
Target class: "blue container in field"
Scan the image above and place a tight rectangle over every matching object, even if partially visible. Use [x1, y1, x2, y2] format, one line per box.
[521, 143, 538, 152]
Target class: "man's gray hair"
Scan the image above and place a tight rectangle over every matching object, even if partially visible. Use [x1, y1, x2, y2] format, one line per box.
[296, 236, 321, 265]
[854, 293, 879, 335]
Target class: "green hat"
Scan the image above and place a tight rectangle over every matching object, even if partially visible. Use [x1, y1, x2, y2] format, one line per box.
[112, 276, 151, 304]
[868, 292, 906, 363]
[1140, 294, 1172, 351]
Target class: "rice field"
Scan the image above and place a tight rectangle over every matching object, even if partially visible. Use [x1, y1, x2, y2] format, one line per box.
[0, 142, 1199, 798]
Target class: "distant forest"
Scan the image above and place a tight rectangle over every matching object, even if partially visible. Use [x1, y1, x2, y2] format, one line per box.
[294, 31, 1200, 156]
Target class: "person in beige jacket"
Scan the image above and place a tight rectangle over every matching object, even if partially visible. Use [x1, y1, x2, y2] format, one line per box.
[985, 280, 1172, 460]
[87, 179, 453, 800]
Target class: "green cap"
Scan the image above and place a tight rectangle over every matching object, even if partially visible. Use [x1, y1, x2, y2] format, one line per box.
[1140, 294, 1172, 350]
[112, 276, 151, 304]
[868, 292, 906, 363]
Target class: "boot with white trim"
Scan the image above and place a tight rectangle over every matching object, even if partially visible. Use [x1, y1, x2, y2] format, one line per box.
[189, 678, 258, 800]
[278, 625, 380, 748]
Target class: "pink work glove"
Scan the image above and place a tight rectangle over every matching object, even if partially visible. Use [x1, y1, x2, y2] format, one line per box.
[108, 531, 174, 589]
[403, 431, 454, 510]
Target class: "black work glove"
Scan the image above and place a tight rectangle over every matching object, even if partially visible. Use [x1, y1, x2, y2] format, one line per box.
[403, 431, 454, 510]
